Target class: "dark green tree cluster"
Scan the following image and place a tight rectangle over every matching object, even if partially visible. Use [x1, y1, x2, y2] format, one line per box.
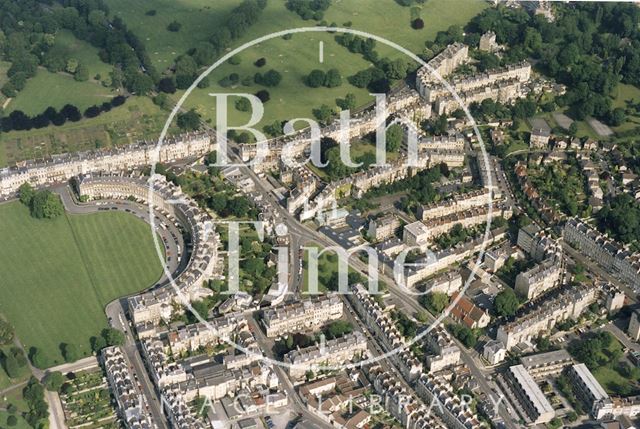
[494, 287, 519, 317]
[323, 320, 353, 339]
[285, 0, 331, 21]
[254, 69, 282, 87]
[385, 123, 404, 152]
[305, 68, 342, 88]
[43, 371, 66, 392]
[0, 347, 27, 379]
[177, 109, 201, 131]
[23, 377, 49, 428]
[568, 331, 619, 370]
[364, 165, 442, 209]
[336, 93, 356, 111]
[597, 193, 640, 245]
[190, 0, 267, 71]
[447, 323, 479, 348]
[1, 96, 124, 132]
[420, 291, 450, 314]
[392, 310, 417, 338]
[467, 3, 640, 125]
[18, 183, 64, 220]
[89, 327, 124, 353]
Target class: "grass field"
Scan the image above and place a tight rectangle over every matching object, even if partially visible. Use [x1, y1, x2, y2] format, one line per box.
[6, 70, 115, 116]
[105, 0, 240, 71]
[0, 202, 162, 368]
[0, 96, 169, 167]
[51, 30, 114, 80]
[105, 0, 487, 128]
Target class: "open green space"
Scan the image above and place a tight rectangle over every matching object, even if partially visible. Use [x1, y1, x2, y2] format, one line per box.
[0, 202, 163, 368]
[105, 0, 240, 71]
[0, 97, 168, 167]
[0, 384, 31, 429]
[106, 0, 487, 128]
[50, 30, 114, 80]
[6, 70, 115, 116]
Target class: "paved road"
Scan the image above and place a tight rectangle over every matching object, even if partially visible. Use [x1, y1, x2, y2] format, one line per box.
[48, 356, 99, 375]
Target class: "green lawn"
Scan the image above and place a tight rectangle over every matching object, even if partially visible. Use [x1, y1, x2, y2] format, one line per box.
[105, 0, 240, 70]
[0, 202, 163, 368]
[51, 30, 114, 80]
[105, 0, 487, 128]
[6, 69, 115, 116]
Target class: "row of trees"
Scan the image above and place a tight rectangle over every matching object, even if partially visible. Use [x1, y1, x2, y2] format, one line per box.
[305, 68, 342, 88]
[175, 0, 267, 91]
[0, 96, 126, 133]
[23, 377, 49, 428]
[285, 0, 331, 21]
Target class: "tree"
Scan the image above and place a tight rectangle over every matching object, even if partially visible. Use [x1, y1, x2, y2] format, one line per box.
[255, 89, 270, 102]
[7, 415, 17, 426]
[323, 321, 353, 339]
[126, 73, 154, 95]
[167, 20, 182, 32]
[260, 69, 282, 87]
[494, 288, 519, 317]
[209, 193, 228, 214]
[158, 77, 177, 94]
[61, 343, 80, 363]
[305, 69, 326, 88]
[2, 352, 21, 378]
[254, 57, 266, 67]
[65, 58, 79, 74]
[29, 348, 47, 369]
[386, 123, 403, 152]
[18, 183, 35, 207]
[235, 97, 251, 112]
[30, 190, 64, 219]
[177, 109, 201, 131]
[74, 63, 89, 81]
[84, 105, 101, 118]
[336, 93, 356, 111]
[90, 335, 107, 352]
[324, 68, 342, 87]
[313, 104, 334, 125]
[411, 18, 424, 29]
[102, 328, 125, 347]
[61, 104, 81, 122]
[43, 372, 65, 392]
[421, 292, 449, 314]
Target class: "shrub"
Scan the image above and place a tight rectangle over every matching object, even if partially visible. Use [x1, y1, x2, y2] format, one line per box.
[167, 20, 182, 32]
[255, 89, 270, 102]
[411, 18, 424, 29]
[254, 58, 266, 67]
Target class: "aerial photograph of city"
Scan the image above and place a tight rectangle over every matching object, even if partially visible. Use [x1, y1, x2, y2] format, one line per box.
[3, 0, 640, 428]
